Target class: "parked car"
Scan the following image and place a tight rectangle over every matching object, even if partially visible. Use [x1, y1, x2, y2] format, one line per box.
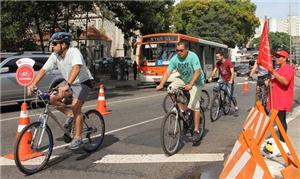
[0, 52, 65, 106]
[234, 63, 251, 77]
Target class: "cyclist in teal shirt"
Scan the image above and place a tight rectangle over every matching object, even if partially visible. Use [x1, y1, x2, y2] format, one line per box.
[156, 41, 205, 143]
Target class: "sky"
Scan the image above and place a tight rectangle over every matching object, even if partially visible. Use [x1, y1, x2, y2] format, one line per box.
[251, 0, 299, 19]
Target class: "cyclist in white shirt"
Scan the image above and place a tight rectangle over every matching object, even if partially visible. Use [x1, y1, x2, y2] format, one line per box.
[28, 32, 94, 150]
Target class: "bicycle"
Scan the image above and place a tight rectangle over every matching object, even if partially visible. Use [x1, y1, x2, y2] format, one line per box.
[14, 88, 105, 175]
[162, 88, 210, 113]
[160, 87, 205, 156]
[209, 82, 232, 122]
[249, 75, 269, 113]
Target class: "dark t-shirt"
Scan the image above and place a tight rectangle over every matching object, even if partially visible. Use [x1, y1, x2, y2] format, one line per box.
[216, 59, 233, 81]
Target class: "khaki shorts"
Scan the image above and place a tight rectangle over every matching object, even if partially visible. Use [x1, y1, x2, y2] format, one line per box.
[57, 81, 90, 102]
[168, 78, 202, 111]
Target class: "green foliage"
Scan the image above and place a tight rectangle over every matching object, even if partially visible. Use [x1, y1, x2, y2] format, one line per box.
[250, 32, 291, 53]
[1, 1, 94, 51]
[172, 0, 260, 48]
[98, 1, 174, 39]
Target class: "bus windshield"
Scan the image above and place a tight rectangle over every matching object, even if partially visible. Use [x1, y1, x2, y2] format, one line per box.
[141, 43, 176, 66]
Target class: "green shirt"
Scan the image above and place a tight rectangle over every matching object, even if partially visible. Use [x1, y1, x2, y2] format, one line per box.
[167, 50, 205, 86]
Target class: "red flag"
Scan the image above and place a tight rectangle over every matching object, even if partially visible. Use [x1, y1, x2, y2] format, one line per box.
[257, 18, 273, 71]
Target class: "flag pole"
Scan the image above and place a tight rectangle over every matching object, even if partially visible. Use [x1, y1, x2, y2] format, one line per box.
[266, 16, 273, 111]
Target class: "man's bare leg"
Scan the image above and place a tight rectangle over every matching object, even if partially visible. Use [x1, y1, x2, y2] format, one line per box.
[71, 98, 84, 139]
[50, 94, 73, 117]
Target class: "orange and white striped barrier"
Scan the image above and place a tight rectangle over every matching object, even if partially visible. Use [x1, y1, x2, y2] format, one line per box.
[3, 102, 43, 160]
[96, 84, 111, 115]
[219, 101, 300, 178]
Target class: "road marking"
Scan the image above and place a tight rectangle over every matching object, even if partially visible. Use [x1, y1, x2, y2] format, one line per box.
[50, 115, 164, 151]
[0, 155, 58, 166]
[94, 153, 224, 164]
[0, 93, 164, 122]
[0, 116, 164, 166]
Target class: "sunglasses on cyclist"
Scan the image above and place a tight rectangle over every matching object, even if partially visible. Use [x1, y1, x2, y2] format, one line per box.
[176, 49, 185, 53]
[51, 42, 60, 46]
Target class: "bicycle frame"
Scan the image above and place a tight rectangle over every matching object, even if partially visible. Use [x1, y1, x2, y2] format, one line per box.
[213, 82, 230, 105]
[34, 103, 72, 148]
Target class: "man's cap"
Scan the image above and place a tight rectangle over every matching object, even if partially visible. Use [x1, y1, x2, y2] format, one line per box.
[274, 50, 289, 59]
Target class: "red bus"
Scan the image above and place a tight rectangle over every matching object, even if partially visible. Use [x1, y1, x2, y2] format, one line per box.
[135, 33, 228, 83]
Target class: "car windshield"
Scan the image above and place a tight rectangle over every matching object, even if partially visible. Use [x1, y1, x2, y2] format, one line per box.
[141, 43, 176, 65]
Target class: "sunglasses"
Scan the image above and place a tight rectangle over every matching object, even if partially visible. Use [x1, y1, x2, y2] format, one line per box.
[176, 49, 185, 53]
[51, 42, 59, 46]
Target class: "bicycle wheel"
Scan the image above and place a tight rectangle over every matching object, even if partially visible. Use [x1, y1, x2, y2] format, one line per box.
[160, 111, 181, 156]
[210, 94, 220, 122]
[221, 90, 231, 115]
[198, 107, 205, 139]
[14, 122, 53, 175]
[200, 89, 210, 111]
[162, 94, 175, 113]
[82, 110, 105, 152]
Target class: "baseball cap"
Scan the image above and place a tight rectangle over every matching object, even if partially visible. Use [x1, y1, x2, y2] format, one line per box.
[274, 50, 289, 59]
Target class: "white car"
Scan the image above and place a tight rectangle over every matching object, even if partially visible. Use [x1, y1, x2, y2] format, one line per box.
[0, 52, 64, 106]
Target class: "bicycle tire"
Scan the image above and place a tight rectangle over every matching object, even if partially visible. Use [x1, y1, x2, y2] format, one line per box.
[82, 110, 105, 152]
[160, 111, 181, 156]
[221, 90, 231, 115]
[200, 89, 210, 111]
[210, 94, 220, 122]
[162, 94, 175, 113]
[14, 122, 53, 175]
[198, 107, 205, 139]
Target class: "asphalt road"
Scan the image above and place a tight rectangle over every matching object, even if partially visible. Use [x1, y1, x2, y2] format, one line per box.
[0, 76, 299, 178]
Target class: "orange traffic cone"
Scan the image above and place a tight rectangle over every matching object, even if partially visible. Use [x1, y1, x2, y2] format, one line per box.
[4, 102, 43, 160]
[243, 81, 249, 92]
[96, 84, 111, 115]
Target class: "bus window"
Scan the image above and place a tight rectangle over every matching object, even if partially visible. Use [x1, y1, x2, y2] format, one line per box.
[141, 43, 176, 66]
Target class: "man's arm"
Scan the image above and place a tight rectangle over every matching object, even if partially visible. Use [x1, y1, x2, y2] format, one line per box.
[185, 69, 200, 90]
[156, 71, 171, 91]
[67, 64, 81, 85]
[27, 69, 46, 95]
[249, 62, 257, 77]
[208, 67, 217, 82]
[270, 69, 289, 86]
[57, 64, 81, 98]
[229, 67, 234, 83]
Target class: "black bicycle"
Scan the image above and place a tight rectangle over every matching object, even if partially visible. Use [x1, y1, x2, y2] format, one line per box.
[162, 88, 210, 113]
[256, 81, 269, 111]
[14, 88, 105, 175]
[160, 87, 205, 156]
[209, 82, 231, 122]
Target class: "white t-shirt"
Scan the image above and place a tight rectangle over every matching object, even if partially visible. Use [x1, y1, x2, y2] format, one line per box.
[43, 48, 93, 84]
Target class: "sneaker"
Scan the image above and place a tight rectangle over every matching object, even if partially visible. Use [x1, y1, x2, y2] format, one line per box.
[192, 130, 202, 143]
[64, 117, 74, 129]
[68, 138, 83, 150]
[233, 107, 239, 117]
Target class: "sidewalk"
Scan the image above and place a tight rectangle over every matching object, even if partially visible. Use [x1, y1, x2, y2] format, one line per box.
[92, 73, 144, 91]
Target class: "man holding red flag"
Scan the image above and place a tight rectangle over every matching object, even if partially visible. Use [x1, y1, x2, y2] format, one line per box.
[257, 18, 295, 144]
[269, 50, 294, 142]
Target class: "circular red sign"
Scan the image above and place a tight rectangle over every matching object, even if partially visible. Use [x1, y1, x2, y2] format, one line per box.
[16, 64, 35, 86]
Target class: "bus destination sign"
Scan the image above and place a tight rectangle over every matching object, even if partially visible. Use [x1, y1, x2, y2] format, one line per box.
[143, 36, 178, 43]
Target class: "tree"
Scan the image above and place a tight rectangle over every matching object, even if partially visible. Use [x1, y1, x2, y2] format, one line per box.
[1, 1, 94, 52]
[250, 32, 292, 53]
[172, 0, 260, 47]
[98, 1, 174, 39]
